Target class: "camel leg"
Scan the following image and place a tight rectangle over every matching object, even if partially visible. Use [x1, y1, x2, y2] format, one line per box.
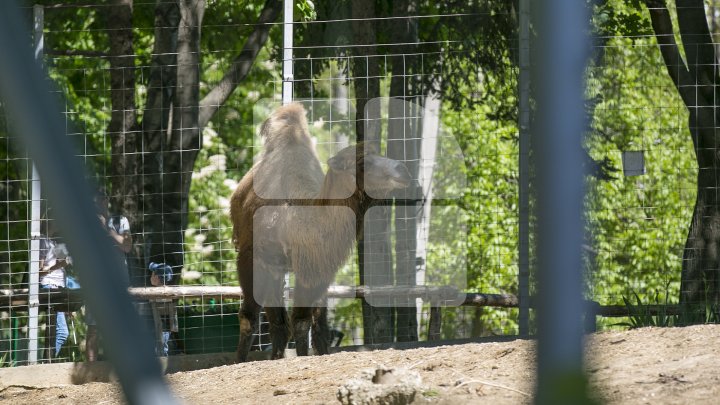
[290, 283, 324, 356]
[311, 304, 330, 355]
[263, 278, 289, 360]
[264, 307, 289, 359]
[237, 298, 260, 362]
[291, 305, 312, 356]
[237, 254, 260, 363]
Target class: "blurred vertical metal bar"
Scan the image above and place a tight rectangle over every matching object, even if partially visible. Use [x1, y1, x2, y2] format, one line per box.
[282, 0, 294, 105]
[282, 0, 294, 345]
[0, 2, 175, 404]
[534, 0, 591, 403]
[517, 0, 530, 338]
[27, 3, 44, 365]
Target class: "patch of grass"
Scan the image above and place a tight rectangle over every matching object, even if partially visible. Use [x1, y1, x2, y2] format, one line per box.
[675, 279, 720, 326]
[614, 289, 676, 329]
[422, 389, 441, 398]
[0, 351, 15, 368]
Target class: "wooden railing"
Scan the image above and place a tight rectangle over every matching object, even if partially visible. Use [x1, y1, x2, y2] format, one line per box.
[1, 285, 680, 336]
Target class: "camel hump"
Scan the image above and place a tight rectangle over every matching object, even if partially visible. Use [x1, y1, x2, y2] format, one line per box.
[260, 103, 313, 150]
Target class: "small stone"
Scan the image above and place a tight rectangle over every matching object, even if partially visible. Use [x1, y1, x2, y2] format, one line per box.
[337, 366, 423, 405]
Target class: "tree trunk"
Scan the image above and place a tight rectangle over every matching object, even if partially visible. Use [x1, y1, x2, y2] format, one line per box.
[105, 0, 143, 284]
[149, 0, 205, 274]
[645, 0, 720, 320]
[106, 0, 137, 214]
[350, 0, 381, 145]
[140, 0, 180, 268]
[351, 0, 393, 344]
[388, 98, 420, 342]
[141, 0, 279, 274]
[387, 0, 420, 342]
[680, 100, 720, 319]
[683, 179, 720, 318]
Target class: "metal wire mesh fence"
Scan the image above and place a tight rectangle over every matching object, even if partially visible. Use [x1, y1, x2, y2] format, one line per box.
[0, 0, 716, 371]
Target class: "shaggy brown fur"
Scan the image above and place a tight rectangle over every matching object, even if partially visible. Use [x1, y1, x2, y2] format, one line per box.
[230, 103, 411, 361]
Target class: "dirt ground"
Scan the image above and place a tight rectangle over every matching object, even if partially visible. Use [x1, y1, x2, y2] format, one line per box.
[0, 324, 718, 404]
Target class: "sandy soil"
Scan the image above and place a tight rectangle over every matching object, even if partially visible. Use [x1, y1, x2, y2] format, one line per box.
[0, 325, 718, 404]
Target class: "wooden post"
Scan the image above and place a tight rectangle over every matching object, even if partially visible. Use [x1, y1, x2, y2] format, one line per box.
[428, 305, 441, 341]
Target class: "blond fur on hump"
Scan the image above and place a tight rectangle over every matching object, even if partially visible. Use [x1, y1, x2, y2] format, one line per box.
[259, 102, 315, 155]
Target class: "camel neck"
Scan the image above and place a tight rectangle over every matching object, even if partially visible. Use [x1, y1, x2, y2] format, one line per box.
[314, 173, 365, 212]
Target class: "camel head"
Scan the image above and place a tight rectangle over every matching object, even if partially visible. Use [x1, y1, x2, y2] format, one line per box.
[327, 143, 412, 198]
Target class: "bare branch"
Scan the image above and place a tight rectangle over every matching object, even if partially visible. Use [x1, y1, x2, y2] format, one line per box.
[198, 0, 282, 128]
[45, 49, 109, 57]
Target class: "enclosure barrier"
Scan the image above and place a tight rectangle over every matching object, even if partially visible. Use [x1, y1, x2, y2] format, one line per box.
[2, 284, 668, 343]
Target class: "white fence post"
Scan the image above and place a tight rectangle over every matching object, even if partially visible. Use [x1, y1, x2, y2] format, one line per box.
[27, 3, 44, 365]
[282, 0, 294, 105]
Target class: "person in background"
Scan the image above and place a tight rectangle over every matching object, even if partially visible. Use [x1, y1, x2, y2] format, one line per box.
[96, 190, 132, 281]
[148, 262, 177, 356]
[39, 218, 79, 357]
[85, 189, 133, 361]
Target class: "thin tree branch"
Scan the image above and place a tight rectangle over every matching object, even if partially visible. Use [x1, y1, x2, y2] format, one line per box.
[645, 0, 696, 107]
[44, 3, 101, 9]
[451, 379, 531, 397]
[45, 49, 109, 57]
[198, 0, 282, 128]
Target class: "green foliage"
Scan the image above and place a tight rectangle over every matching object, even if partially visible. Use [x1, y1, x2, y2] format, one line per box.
[0, 310, 89, 365]
[585, 35, 694, 318]
[422, 1, 518, 114]
[183, 28, 280, 286]
[436, 74, 520, 337]
[295, 0, 317, 22]
[594, 0, 652, 38]
[331, 298, 364, 346]
[184, 125, 238, 286]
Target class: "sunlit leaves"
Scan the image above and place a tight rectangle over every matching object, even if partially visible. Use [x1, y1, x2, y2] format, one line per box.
[585, 36, 694, 318]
